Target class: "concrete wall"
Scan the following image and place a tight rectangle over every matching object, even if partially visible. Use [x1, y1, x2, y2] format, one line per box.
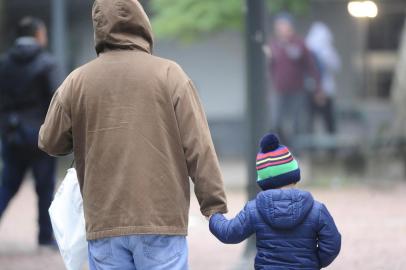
[155, 33, 245, 120]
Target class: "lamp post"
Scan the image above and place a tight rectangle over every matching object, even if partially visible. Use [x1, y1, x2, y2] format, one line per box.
[51, 0, 68, 77]
[347, 1, 378, 18]
[347, 1, 378, 97]
[0, 0, 4, 51]
[245, 0, 267, 256]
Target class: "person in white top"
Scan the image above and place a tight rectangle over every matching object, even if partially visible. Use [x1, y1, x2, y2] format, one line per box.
[306, 22, 341, 134]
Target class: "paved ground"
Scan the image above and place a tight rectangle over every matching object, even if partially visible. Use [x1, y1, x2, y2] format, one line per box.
[1, 174, 406, 270]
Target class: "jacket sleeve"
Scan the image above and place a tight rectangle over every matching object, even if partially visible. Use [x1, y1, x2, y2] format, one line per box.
[38, 77, 73, 156]
[209, 203, 255, 244]
[171, 65, 227, 217]
[317, 204, 341, 268]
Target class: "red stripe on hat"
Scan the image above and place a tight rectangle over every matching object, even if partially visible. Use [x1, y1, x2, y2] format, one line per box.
[257, 147, 289, 159]
[256, 157, 294, 170]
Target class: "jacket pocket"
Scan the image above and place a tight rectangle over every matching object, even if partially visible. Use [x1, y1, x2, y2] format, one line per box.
[89, 238, 112, 262]
[141, 235, 184, 264]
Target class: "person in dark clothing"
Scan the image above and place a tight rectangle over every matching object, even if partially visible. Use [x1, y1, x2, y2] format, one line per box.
[0, 17, 60, 247]
[210, 134, 341, 270]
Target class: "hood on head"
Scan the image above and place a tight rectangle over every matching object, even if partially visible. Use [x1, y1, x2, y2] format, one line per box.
[10, 37, 42, 63]
[92, 0, 153, 55]
[256, 189, 314, 230]
[306, 21, 333, 51]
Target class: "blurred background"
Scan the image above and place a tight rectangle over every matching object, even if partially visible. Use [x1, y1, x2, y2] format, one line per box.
[0, 0, 406, 269]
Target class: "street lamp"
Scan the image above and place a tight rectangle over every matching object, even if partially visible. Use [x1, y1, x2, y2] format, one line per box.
[348, 1, 378, 18]
[347, 1, 378, 97]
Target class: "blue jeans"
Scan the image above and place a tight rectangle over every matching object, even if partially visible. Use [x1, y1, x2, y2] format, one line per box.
[270, 91, 309, 145]
[88, 235, 188, 270]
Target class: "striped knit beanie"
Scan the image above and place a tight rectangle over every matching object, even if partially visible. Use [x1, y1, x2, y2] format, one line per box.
[256, 133, 301, 190]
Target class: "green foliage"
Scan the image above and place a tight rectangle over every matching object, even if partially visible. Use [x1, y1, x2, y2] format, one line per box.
[151, 0, 243, 42]
[151, 0, 310, 41]
[266, 0, 310, 15]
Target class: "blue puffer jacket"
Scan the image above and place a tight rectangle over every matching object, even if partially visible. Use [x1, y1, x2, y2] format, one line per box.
[209, 189, 341, 270]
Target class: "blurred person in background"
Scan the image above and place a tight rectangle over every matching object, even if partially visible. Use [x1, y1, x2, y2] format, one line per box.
[266, 13, 320, 147]
[306, 22, 341, 135]
[0, 17, 59, 247]
[39, 0, 227, 269]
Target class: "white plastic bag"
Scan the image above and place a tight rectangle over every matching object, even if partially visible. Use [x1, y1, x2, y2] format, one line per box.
[49, 168, 88, 270]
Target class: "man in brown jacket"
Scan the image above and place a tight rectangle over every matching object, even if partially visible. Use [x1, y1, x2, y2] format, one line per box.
[38, 0, 227, 269]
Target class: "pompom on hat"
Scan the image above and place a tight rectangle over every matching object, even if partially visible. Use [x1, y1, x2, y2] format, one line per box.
[256, 133, 301, 190]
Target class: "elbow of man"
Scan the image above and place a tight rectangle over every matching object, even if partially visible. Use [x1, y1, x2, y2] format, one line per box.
[38, 130, 72, 157]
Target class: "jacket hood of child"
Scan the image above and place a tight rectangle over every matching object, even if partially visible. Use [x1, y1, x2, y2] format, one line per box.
[256, 189, 314, 230]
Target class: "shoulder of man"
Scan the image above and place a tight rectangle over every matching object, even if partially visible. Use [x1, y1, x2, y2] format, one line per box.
[153, 56, 189, 81]
[154, 57, 191, 96]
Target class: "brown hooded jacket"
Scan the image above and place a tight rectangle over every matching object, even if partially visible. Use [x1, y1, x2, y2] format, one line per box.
[39, 0, 227, 240]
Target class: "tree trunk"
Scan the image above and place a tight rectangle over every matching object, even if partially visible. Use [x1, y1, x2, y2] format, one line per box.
[245, 0, 267, 256]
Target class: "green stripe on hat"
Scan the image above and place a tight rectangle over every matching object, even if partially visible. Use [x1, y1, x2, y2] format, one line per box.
[257, 159, 299, 181]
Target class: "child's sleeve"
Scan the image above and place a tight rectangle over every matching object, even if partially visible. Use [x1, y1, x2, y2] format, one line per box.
[317, 204, 341, 268]
[209, 203, 255, 244]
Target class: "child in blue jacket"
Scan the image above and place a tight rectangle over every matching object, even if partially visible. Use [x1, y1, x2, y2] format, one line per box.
[209, 133, 341, 270]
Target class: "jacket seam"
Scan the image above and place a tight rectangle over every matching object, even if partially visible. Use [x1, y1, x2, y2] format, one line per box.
[86, 225, 188, 240]
[89, 225, 184, 234]
[55, 91, 71, 120]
